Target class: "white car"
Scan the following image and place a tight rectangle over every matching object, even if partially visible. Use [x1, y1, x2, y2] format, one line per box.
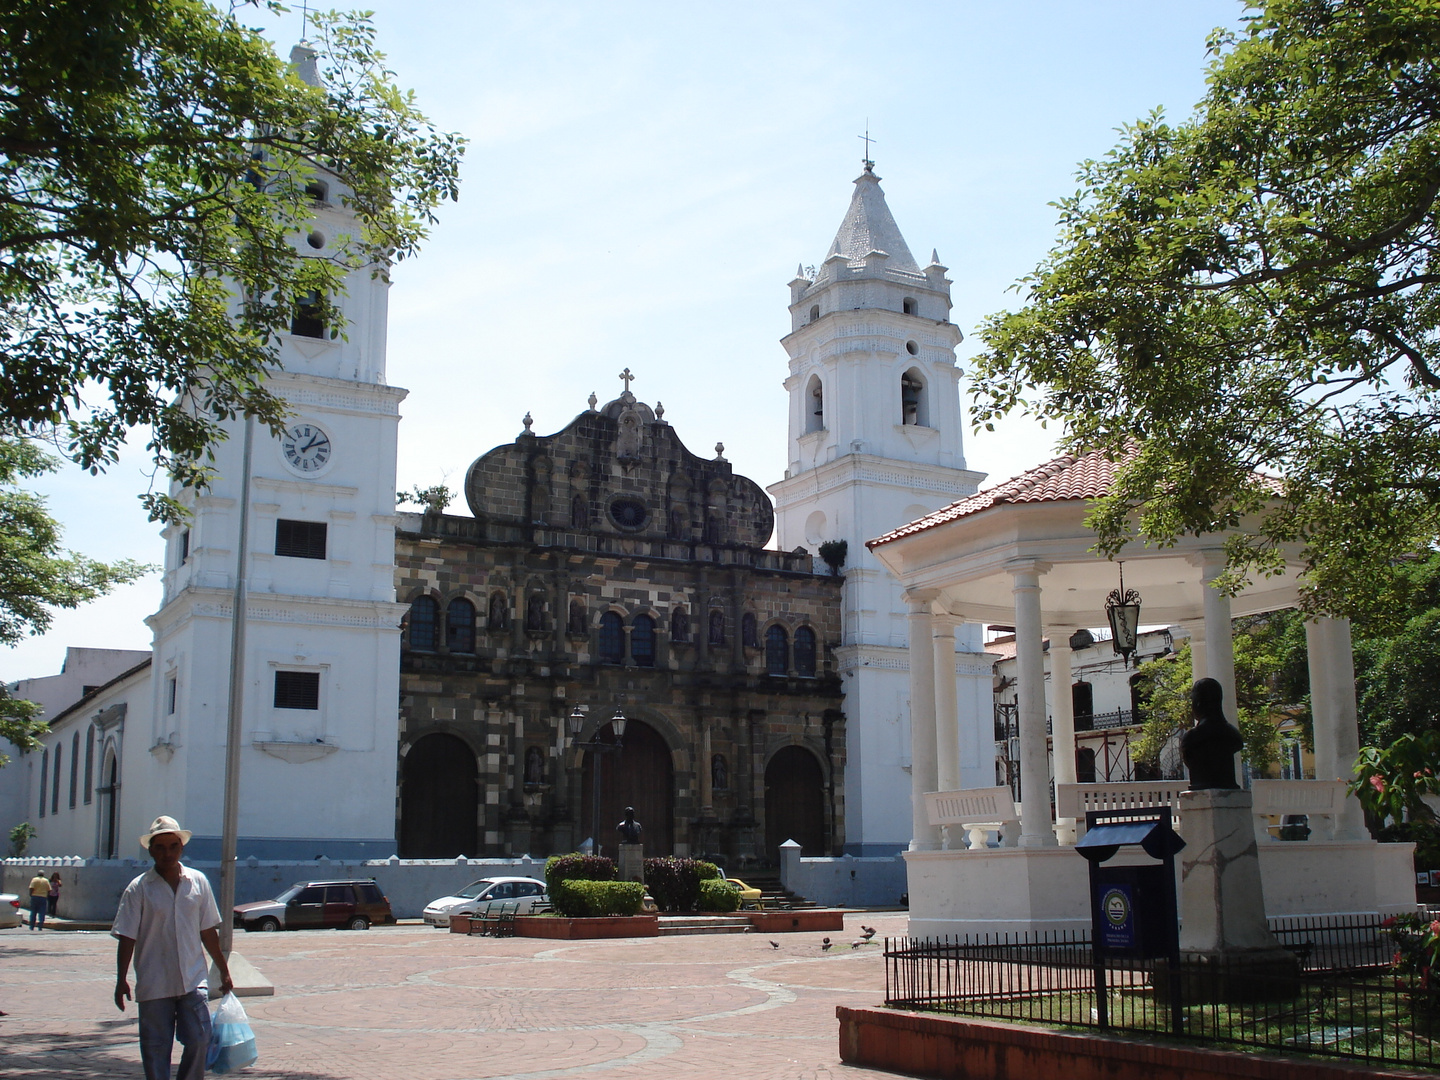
[422, 877, 548, 928]
[0, 892, 22, 929]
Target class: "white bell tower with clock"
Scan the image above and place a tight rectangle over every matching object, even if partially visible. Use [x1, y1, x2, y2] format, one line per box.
[138, 43, 408, 860]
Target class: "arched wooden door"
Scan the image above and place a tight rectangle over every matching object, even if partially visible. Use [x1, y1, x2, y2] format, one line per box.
[764, 745, 826, 862]
[581, 719, 673, 858]
[400, 733, 478, 858]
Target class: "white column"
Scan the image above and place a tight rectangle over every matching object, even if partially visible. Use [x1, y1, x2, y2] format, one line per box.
[933, 617, 960, 792]
[1011, 560, 1057, 848]
[1198, 553, 1238, 726]
[1184, 623, 1207, 690]
[1050, 631, 1078, 845]
[907, 591, 941, 851]
[1306, 616, 1369, 841]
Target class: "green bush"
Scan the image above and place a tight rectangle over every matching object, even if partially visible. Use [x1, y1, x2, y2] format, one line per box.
[643, 856, 707, 912]
[545, 852, 615, 893]
[696, 861, 720, 882]
[551, 880, 645, 918]
[698, 878, 741, 913]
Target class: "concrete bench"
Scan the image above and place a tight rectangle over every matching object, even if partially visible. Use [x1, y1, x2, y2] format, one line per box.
[1055, 782, 1188, 839]
[1250, 779, 1350, 841]
[924, 787, 1019, 849]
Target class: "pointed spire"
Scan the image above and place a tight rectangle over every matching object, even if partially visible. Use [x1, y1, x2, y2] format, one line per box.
[289, 42, 322, 87]
[827, 170, 920, 273]
[929, 248, 941, 266]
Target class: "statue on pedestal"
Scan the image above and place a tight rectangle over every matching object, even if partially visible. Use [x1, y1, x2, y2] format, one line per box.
[617, 807, 643, 845]
[1180, 678, 1244, 790]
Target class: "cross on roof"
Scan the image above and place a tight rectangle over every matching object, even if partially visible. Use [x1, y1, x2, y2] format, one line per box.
[619, 367, 635, 393]
[858, 123, 876, 171]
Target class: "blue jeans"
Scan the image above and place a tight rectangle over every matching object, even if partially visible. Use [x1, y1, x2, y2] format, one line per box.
[138, 990, 212, 1080]
[28, 898, 45, 929]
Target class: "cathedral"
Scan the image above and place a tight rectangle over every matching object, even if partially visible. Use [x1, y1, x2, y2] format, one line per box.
[10, 91, 993, 870]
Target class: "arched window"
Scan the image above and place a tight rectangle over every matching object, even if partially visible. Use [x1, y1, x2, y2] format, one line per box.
[668, 507, 687, 540]
[39, 747, 48, 817]
[570, 493, 589, 530]
[568, 600, 588, 635]
[765, 625, 789, 675]
[903, 297, 917, 316]
[69, 731, 79, 807]
[1072, 681, 1094, 731]
[742, 612, 759, 648]
[526, 594, 545, 632]
[84, 724, 95, 804]
[632, 615, 656, 667]
[52, 742, 62, 814]
[708, 610, 725, 646]
[290, 290, 325, 338]
[409, 596, 439, 651]
[900, 369, 927, 426]
[809, 303, 820, 323]
[599, 612, 624, 663]
[794, 625, 817, 677]
[446, 598, 475, 653]
[805, 374, 824, 433]
[670, 607, 689, 642]
[488, 591, 509, 631]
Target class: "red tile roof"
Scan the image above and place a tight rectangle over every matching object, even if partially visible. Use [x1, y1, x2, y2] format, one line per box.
[868, 447, 1130, 548]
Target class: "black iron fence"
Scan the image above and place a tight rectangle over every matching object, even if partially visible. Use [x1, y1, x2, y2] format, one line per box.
[884, 915, 1439, 1070]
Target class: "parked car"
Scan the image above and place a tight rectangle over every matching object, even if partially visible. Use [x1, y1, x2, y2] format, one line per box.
[423, 877, 548, 927]
[725, 878, 763, 908]
[0, 892, 21, 929]
[234, 879, 394, 932]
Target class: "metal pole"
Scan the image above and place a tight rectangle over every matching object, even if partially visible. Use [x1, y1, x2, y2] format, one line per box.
[591, 750, 602, 860]
[218, 414, 255, 956]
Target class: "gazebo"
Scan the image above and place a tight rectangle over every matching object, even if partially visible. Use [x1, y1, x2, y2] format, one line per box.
[868, 450, 1414, 937]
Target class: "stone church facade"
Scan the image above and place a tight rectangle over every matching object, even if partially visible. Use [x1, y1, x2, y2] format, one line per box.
[394, 385, 844, 864]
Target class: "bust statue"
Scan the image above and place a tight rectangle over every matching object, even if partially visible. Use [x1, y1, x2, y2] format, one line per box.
[1180, 677, 1244, 790]
[616, 806, 643, 845]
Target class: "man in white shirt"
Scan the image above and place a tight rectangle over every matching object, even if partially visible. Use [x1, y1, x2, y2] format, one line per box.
[113, 815, 233, 1080]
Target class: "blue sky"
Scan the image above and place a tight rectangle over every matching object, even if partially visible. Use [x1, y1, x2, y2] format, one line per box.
[9, 0, 1246, 678]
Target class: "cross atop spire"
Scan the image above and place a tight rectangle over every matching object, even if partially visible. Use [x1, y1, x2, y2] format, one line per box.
[618, 367, 635, 394]
[858, 122, 876, 173]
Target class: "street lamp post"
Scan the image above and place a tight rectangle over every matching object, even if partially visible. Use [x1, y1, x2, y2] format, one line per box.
[567, 706, 627, 858]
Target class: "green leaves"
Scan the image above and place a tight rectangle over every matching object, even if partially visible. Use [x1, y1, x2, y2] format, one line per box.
[971, 0, 1440, 619]
[0, 1, 464, 522]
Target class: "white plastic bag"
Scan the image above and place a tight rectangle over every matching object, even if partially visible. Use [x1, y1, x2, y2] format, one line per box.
[207, 992, 258, 1074]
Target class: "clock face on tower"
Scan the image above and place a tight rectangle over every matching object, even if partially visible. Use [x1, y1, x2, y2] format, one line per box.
[280, 422, 333, 474]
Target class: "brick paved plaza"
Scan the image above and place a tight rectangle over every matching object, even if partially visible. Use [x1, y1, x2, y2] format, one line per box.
[1, 913, 908, 1080]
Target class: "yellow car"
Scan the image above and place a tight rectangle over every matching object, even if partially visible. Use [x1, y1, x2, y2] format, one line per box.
[725, 878, 763, 909]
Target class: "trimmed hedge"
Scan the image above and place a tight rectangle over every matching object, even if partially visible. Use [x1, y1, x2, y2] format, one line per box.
[545, 852, 615, 892]
[696, 861, 720, 882]
[643, 856, 710, 912]
[551, 879, 645, 918]
[698, 878, 741, 913]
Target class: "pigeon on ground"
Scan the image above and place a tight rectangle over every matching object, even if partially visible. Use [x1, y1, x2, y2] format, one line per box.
[821, 936, 833, 951]
[769, 940, 780, 949]
[859, 926, 876, 939]
[851, 939, 866, 949]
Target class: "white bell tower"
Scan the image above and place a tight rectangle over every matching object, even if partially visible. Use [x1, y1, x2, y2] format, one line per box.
[768, 163, 991, 857]
[140, 43, 408, 860]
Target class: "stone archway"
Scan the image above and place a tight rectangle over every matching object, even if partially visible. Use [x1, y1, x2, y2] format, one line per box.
[400, 733, 478, 858]
[764, 745, 826, 861]
[581, 719, 673, 858]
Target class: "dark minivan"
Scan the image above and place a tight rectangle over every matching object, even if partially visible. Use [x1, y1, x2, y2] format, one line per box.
[234, 879, 394, 932]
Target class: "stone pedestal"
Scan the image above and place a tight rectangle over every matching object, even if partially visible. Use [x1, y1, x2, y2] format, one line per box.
[617, 843, 645, 884]
[1178, 789, 1298, 999]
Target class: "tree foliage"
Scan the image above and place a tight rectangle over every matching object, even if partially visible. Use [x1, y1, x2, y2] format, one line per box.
[0, 438, 147, 762]
[971, 0, 1440, 620]
[0, 0, 463, 521]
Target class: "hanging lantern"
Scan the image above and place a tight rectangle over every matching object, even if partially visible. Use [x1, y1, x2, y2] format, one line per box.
[1105, 562, 1142, 667]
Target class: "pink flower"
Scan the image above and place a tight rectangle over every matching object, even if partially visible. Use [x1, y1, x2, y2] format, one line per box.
[1370, 775, 1387, 794]
[1428, 920, 1439, 937]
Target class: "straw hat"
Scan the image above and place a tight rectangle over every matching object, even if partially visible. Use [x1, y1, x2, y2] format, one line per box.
[139, 815, 192, 849]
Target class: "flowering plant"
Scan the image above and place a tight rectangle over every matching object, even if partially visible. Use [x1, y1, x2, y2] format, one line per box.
[1384, 914, 1440, 1004]
[1351, 733, 1440, 826]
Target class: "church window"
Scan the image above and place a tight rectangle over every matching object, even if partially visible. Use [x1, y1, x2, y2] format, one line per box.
[52, 742, 62, 814]
[765, 625, 788, 675]
[447, 598, 476, 653]
[526, 594, 546, 632]
[70, 731, 79, 808]
[632, 615, 656, 667]
[274, 670, 321, 710]
[291, 290, 326, 338]
[571, 493, 589, 530]
[668, 507, 687, 540]
[670, 607, 690, 642]
[599, 611, 624, 663]
[708, 610, 725, 646]
[409, 596, 439, 651]
[84, 724, 95, 805]
[742, 613, 759, 649]
[794, 625, 817, 677]
[903, 297, 917, 316]
[809, 304, 820, 323]
[610, 496, 647, 530]
[166, 676, 177, 715]
[703, 513, 722, 545]
[805, 374, 824, 433]
[275, 519, 327, 559]
[488, 592, 509, 631]
[179, 529, 190, 562]
[568, 600, 588, 635]
[39, 748, 47, 817]
[305, 180, 328, 203]
[900, 369, 928, 426]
